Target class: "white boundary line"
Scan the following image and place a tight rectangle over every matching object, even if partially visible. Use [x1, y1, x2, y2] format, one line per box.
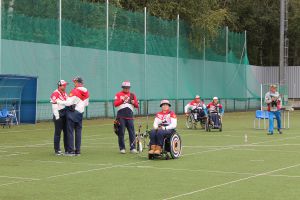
[0, 152, 29, 158]
[46, 160, 150, 179]
[0, 135, 116, 149]
[0, 123, 112, 134]
[0, 180, 36, 187]
[182, 135, 300, 157]
[21, 159, 113, 167]
[0, 175, 40, 181]
[120, 165, 300, 179]
[162, 163, 300, 200]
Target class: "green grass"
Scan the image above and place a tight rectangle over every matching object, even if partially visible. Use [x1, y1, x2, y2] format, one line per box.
[1, 111, 300, 200]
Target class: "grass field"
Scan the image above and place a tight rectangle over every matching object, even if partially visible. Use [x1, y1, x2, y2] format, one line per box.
[0, 111, 300, 200]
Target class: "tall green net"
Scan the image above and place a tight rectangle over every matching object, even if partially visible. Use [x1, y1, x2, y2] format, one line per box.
[0, 0, 259, 120]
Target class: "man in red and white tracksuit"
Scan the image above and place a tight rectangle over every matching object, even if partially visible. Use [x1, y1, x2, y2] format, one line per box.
[50, 80, 68, 155]
[114, 81, 139, 154]
[184, 95, 207, 120]
[57, 77, 89, 156]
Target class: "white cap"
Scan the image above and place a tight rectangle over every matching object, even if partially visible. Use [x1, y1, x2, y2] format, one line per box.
[121, 81, 131, 88]
[213, 97, 218, 100]
[58, 80, 68, 86]
[160, 99, 171, 107]
[195, 95, 200, 99]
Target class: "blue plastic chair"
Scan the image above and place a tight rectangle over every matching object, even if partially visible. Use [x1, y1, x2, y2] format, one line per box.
[1, 108, 9, 118]
[254, 110, 274, 129]
[0, 108, 15, 128]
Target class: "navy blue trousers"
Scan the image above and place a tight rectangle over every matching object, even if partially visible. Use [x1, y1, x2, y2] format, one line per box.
[117, 118, 135, 150]
[210, 113, 220, 127]
[149, 129, 174, 147]
[66, 110, 83, 153]
[53, 114, 68, 152]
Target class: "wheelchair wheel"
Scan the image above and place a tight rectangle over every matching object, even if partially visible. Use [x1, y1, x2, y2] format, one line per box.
[169, 133, 182, 159]
[185, 115, 194, 129]
[148, 154, 154, 160]
[205, 119, 209, 132]
[219, 122, 222, 132]
[137, 141, 143, 152]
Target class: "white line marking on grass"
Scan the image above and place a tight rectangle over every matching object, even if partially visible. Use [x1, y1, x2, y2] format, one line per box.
[0, 123, 113, 134]
[182, 136, 300, 156]
[0, 152, 29, 158]
[21, 159, 113, 167]
[121, 165, 300, 180]
[0, 175, 40, 181]
[183, 143, 300, 150]
[182, 146, 235, 156]
[46, 160, 150, 179]
[0, 180, 35, 187]
[232, 148, 300, 154]
[120, 165, 254, 176]
[0, 136, 115, 150]
[162, 163, 300, 200]
[271, 174, 300, 178]
[0, 143, 52, 149]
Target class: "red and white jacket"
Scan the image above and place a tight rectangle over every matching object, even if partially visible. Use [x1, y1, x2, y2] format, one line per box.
[206, 102, 223, 114]
[114, 91, 139, 119]
[57, 86, 89, 113]
[184, 100, 206, 113]
[50, 89, 68, 119]
[265, 91, 282, 111]
[153, 110, 177, 130]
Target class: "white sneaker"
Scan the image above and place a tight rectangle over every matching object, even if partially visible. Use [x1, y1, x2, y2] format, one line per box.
[120, 149, 126, 154]
[130, 149, 137, 154]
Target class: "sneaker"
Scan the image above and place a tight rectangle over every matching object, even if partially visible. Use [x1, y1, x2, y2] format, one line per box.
[267, 132, 273, 135]
[75, 150, 81, 156]
[130, 149, 137, 154]
[64, 151, 75, 156]
[55, 150, 63, 156]
[120, 149, 126, 154]
[278, 129, 283, 134]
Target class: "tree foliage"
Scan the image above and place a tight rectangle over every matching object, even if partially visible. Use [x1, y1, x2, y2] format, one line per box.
[89, 0, 300, 66]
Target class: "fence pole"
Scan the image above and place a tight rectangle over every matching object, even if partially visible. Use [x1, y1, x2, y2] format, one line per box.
[144, 7, 147, 101]
[59, 0, 62, 80]
[203, 37, 206, 97]
[0, 0, 2, 74]
[226, 26, 228, 63]
[260, 84, 263, 110]
[176, 14, 179, 113]
[105, 0, 109, 117]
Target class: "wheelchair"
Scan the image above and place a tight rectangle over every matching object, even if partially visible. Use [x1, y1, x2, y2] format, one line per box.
[186, 108, 207, 129]
[148, 131, 182, 160]
[205, 112, 222, 132]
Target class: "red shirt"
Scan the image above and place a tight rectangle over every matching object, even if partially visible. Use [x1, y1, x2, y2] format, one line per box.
[114, 91, 139, 119]
[50, 89, 68, 103]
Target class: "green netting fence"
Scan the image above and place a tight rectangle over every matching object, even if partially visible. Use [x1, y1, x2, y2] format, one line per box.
[0, 0, 261, 120]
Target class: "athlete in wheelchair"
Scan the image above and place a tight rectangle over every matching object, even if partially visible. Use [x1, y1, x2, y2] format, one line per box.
[185, 95, 207, 129]
[148, 100, 182, 160]
[205, 97, 224, 132]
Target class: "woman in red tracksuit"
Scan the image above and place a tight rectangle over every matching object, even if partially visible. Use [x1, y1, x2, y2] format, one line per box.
[148, 100, 177, 155]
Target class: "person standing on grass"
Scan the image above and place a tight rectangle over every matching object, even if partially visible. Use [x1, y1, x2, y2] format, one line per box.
[265, 84, 282, 135]
[114, 81, 139, 154]
[50, 80, 69, 156]
[57, 77, 89, 156]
